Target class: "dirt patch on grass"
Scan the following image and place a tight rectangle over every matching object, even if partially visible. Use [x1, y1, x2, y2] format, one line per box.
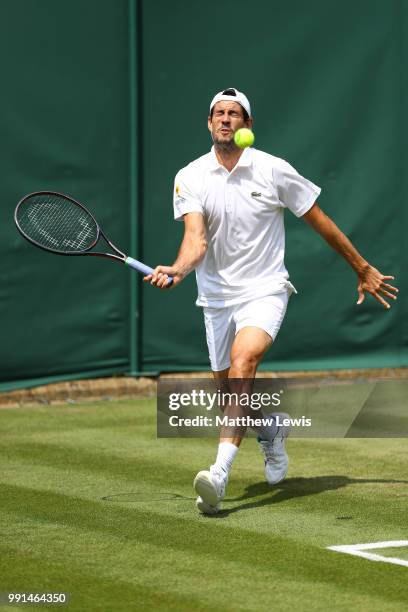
[1, 367, 407, 408]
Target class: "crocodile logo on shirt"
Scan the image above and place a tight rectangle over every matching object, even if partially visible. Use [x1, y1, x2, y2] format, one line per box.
[251, 191, 262, 197]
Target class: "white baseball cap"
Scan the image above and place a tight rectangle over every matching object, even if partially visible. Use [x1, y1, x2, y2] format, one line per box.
[210, 87, 251, 117]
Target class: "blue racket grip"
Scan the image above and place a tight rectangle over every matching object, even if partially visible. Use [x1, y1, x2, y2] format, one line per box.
[125, 256, 173, 285]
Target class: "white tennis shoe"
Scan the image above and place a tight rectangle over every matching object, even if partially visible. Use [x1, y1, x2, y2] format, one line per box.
[258, 425, 290, 485]
[194, 469, 226, 514]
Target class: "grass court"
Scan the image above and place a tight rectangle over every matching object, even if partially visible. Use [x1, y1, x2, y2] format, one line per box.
[1, 397, 407, 611]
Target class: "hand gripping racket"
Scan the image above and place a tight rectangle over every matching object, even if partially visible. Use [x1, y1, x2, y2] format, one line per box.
[14, 191, 173, 284]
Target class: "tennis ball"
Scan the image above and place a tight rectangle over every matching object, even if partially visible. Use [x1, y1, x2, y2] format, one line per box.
[234, 128, 255, 148]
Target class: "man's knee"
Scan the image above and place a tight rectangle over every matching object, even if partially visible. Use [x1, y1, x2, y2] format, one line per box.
[230, 352, 260, 374]
[230, 326, 272, 375]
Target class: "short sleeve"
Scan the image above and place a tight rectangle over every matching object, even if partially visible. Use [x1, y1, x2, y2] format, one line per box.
[173, 169, 204, 221]
[273, 160, 321, 217]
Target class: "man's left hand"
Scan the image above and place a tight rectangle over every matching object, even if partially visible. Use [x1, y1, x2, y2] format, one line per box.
[357, 266, 398, 309]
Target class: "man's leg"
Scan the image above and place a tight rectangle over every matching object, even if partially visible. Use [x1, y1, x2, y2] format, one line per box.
[195, 293, 290, 513]
[229, 326, 291, 486]
[212, 367, 243, 464]
[194, 327, 272, 513]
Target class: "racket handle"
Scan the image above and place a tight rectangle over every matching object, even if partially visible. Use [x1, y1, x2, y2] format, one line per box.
[125, 256, 173, 285]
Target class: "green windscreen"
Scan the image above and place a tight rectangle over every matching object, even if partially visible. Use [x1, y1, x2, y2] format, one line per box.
[0, 0, 131, 390]
[140, 0, 406, 373]
[0, 0, 406, 391]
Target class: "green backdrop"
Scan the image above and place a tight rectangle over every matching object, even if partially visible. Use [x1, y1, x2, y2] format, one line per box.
[1, 0, 406, 391]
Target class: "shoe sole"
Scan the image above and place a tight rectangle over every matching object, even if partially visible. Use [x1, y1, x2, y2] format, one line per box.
[194, 470, 220, 507]
[196, 496, 220, 515]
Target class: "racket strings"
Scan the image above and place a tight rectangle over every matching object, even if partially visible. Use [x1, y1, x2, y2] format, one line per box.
[17, 194, 98, 253]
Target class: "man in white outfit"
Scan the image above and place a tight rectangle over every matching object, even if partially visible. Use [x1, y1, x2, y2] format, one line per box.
[145, 88, 398, 514]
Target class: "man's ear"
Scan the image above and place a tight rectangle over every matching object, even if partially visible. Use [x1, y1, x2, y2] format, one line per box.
[208, 115, 212, 132]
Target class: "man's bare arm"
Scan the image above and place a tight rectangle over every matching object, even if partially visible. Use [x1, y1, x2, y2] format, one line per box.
[303, 203, 398, 309]
[144, 212, 207, 289]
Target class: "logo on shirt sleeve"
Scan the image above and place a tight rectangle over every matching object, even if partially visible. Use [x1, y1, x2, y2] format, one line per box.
[175, 184, 186, 203]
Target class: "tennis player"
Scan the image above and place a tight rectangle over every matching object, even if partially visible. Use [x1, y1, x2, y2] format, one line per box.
[145, 87, 398, 514]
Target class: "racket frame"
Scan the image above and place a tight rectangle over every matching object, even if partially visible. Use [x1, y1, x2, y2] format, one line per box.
[14, 190, 171, 283]
[14, 190, 126, 262]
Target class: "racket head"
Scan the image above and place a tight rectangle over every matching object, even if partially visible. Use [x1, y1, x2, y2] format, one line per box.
[14, 191, 100, 255]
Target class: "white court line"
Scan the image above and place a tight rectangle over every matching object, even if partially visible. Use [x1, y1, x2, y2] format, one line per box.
[327, 541, 408, 567]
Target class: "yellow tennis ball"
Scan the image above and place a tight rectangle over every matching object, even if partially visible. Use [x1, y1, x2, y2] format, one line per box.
[234, 128, 255, 148]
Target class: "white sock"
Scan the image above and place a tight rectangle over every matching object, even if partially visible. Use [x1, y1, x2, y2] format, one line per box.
[210, 442, 239, 479]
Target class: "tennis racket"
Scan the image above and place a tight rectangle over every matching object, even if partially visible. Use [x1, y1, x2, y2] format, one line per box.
[14, 191, 173, 284]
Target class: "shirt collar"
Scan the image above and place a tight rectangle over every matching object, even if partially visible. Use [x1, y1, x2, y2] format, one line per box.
[209, 145, 253, 172]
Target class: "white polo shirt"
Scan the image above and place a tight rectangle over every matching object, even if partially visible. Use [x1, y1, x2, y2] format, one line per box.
[173, 146, 321, 308]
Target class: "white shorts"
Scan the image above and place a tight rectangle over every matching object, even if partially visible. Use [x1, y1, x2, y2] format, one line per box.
[203, 292, 290, 372]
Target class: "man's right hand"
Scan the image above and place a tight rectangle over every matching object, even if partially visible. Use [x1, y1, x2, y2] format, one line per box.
[143, 265, 182, 290]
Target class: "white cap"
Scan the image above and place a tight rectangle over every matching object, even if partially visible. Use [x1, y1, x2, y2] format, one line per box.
[210, 87, 251, 117]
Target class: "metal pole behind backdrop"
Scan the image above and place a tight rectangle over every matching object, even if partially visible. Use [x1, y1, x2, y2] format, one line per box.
[128, 0, 139, 375]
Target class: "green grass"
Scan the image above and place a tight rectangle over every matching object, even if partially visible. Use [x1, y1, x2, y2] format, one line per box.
[0, 398, 407, 611]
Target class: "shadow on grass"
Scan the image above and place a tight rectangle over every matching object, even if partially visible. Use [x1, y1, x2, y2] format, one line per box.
[102, 475, 408, 517]
[102, 492, 196, 502]
[214, 475, 408, 517]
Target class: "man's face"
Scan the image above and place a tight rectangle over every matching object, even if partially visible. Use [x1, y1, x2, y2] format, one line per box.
[208, 101, 252, 147]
